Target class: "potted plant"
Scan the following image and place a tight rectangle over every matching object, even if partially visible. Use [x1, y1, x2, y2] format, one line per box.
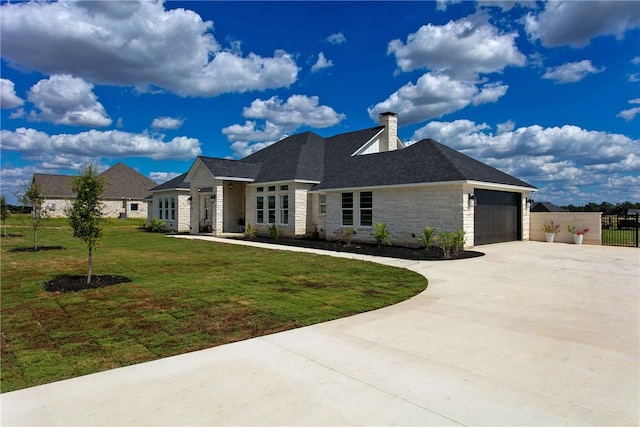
[567, 225, 589, 244]
[542, 221, 560, 242]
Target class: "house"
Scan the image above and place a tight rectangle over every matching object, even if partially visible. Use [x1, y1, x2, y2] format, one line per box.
[178, 112, 536, 247]
[33, 163, 157, 219]
[531, 201, 567, 212]
[146, 173, 191, 232]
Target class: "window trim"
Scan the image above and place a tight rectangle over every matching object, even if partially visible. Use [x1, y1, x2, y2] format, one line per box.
[359, 191, 373, 227]
[341, 192, 354, 226]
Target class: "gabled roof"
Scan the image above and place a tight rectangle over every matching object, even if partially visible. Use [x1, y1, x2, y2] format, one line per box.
[187, 157, 261, 182]
[531, 202, 567, 212]
[99, 163, 158, 199]
[149, 173, 189, 192]
[315, 138, 535, 190]
[33, 174, 75, 198]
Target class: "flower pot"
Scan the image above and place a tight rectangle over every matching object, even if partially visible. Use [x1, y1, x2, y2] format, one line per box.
[545, 232, 555, 243]
[573, 234, 583, 245]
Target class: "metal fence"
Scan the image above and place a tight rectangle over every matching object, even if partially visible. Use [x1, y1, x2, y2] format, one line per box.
[601, 214, 639, 247]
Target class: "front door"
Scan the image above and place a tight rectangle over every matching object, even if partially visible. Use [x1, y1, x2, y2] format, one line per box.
[199, 195, 212, 232]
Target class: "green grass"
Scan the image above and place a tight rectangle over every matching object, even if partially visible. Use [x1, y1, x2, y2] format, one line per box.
[0, 218, 427, 392]
[602, 228, 638, 246]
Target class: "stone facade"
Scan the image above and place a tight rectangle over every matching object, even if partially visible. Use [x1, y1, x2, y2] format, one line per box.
[43, 198, 148, 219]
[147, 191, 191, 233]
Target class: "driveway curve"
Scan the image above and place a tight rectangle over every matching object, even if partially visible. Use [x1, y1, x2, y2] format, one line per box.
[2, 239, 638, 426]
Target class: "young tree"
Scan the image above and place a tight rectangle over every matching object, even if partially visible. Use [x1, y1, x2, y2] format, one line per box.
[1, 195, 9, 237]
[17, 181, 47, 249]
[66, 164, 106, 284]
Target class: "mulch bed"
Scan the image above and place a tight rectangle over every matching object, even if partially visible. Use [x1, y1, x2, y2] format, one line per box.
[234, 236, 484, 261]
[9, 246, 64, 252]
[44, 275, 132, 293]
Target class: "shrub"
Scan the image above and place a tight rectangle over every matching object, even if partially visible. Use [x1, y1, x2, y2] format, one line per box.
[269, 223, 279, 239]
[149, 217, 166, 232]
[334, 227, 356, 246]
[243, 223, 256, 239]
[438, 229, 466, 259]
[418, 226, 437, 249]
[372, 222, 391, 246]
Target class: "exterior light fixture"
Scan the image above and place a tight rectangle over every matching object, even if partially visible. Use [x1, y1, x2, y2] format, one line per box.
[210, 194, 216, 200]
[468, 194, 476, 208]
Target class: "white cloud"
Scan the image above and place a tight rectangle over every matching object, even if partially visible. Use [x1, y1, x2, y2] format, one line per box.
[149, 171, 181, 183]
[617, 99, 640, 121]
[326, 33, 346, 44]
[411, 120, 640, 180]
[0, 1, 299, 97]
[311, 52, 333, 73]
[224, 95, 345, 157]
[525, 1, 640, 47]
[542, 60, 605, 84]
[368, 73, 507, 125]
[151, 116, 185, 130]
[477, 1, 537, 11]
[387, 12, 526, 80]
[1, 127, 201, 161]
[0, 78, 24, 109]
[27, 75, 111, 127]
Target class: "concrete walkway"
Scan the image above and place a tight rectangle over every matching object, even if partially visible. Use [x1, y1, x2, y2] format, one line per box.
[2, 239, 638, 426]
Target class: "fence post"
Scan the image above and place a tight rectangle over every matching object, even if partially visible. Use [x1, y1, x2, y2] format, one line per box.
[636, 213, 639, 248]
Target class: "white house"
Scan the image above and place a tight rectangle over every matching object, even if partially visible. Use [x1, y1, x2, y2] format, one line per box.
[146, 173, 191, 233]
[33, 163, 157, 219]
[174, 113, 536, 247]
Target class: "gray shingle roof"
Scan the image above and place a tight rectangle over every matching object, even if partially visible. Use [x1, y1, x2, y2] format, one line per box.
[197, 157, 261, 180]
[149, 173, 189, 192]
[99, 163, 158, 199]
[315, 137, 535, 190]
[33, 163, 158, 199]
[33, 174, 75, 198]
[531, 202, 566, 212]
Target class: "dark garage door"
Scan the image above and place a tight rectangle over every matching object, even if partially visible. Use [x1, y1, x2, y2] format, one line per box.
[474, 189, 521, 245]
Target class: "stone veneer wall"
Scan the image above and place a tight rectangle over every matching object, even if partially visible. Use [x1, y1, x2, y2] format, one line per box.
[43, 198, 148, 219]
[325, 184, 470, 248]
[530, 212, 601, 245]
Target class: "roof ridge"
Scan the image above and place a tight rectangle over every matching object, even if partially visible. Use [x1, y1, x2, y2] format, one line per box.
[427, 139, 467, 179]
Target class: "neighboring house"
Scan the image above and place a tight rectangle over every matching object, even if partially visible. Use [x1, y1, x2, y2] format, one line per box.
[179, 112, 536, 247]
[33, 163, 157, 219]
[146, 173, 191, 232]
[531, 201, 567, 212]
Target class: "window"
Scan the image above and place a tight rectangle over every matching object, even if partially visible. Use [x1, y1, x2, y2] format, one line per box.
[257, 187, 264, 193]
[268, 195, 276, 223]
[319, 194, 326, 214]
[256, 196, 264, 223]
[268, 185, 276, 192]
[342, 192, 353, 225]
[280, 185, 288, 191]
[360, 192, 372, 226]
[158, 197, 176, 221]
[280, 194, 289, 224]
[131, 203, 139, 211]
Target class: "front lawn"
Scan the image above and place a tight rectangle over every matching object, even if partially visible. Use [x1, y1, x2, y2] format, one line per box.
[0, 219, 427, 392]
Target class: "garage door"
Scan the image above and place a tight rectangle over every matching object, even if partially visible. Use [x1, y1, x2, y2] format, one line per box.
[474, 189, 521, 245]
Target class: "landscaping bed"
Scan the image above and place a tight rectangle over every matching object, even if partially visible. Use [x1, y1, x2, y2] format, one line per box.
[235, 236, 484, 261]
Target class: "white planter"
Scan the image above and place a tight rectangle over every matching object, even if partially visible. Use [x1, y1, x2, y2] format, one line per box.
[573, 234, 584, 245]
[545, 232, 555, 243]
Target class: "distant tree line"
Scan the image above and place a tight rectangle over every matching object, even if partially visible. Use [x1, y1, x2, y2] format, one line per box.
[561, 201, 640, 215]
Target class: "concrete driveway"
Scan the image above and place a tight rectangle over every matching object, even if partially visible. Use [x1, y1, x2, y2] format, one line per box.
[2, 240, 638, 426]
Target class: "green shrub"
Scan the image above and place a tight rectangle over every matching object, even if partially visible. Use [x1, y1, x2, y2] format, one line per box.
[438, 229, 466, 259]
[244, 223, 256, 239]
[149, 217, 166, 233]
[269, 223, 279, 239]
[372, 222, 391, 246]
[334, 227, 356, 246]
[418, 226, 437, 249]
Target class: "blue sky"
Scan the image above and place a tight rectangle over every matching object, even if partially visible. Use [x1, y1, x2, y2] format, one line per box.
[1, 0, 639, 205]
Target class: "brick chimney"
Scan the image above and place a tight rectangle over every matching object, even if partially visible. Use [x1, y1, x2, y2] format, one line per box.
[378, 112, 398, 152]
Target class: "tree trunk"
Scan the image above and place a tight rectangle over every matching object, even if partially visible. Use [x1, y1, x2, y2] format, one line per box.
[33, 226, 38, 250]
[87, 245, 93, 284]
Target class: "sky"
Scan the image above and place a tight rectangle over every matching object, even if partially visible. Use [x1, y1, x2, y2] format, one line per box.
[1, 0, 639, 206]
